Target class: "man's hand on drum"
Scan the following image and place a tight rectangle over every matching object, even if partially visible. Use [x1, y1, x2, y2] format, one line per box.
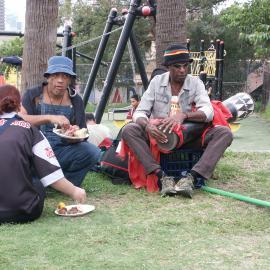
[146, 122, 168, 143]
[158, 113, 186, 133]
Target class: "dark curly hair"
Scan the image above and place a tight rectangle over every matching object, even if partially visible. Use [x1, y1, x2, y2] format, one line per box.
[130, 94, 140, 102]
[0, 84, 21, 114]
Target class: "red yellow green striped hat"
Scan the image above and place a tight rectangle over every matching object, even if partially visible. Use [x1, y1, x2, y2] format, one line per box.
[162, 44, 193, 66]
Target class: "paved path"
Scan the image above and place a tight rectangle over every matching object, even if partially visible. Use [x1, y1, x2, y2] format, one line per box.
[228, 114, 270, 152]
[101, 113, 270, 153]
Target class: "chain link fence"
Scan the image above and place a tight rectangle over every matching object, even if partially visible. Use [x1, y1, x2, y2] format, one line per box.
[220, 60, 264, 104]
[75, 58, 266, 108]
[75, 62, 136, 105]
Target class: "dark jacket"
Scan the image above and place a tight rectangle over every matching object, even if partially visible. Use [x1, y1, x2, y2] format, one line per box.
[22, 84, 86, 128]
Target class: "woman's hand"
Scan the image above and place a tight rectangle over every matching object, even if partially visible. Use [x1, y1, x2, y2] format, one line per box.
[71, 186, 87, 203]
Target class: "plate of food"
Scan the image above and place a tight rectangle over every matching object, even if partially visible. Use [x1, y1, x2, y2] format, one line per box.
[55, 203, 95, 217]
[53, 125, 89, 140]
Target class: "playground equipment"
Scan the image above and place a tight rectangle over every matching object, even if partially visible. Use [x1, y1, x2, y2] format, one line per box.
[75, 0, 226, 123]
[82, 2, 151, 119]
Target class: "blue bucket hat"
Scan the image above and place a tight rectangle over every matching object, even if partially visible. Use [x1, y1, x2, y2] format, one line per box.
[44, 56, 76, 78]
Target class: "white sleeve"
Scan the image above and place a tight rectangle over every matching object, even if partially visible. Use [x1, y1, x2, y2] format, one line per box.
[133, 79, 156, 122]
[194, 79, 214, 121]
[32, 132, 64, 187]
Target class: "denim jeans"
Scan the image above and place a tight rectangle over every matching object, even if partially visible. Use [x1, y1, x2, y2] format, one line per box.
[37, 98, 101, 187]
[53, 141, 101, 186]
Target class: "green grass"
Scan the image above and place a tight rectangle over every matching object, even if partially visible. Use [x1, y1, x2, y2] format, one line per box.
[262, 103, 270, 121]
[86, 103, 129, 113]
[1, 152, 270, 270]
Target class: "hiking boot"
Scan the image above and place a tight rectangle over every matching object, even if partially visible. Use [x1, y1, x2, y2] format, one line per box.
[160, 174, 176, 196]
[174, 173, 195, 198]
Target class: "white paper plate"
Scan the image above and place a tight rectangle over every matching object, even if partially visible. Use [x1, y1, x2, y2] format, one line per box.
[55, 204, 95, 217]
[53, 128, 89, 140]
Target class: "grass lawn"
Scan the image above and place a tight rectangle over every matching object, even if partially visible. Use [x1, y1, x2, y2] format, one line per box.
[1, 152, 270, 270]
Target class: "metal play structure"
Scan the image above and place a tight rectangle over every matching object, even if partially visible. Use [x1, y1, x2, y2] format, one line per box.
[78, 0, 225, 123]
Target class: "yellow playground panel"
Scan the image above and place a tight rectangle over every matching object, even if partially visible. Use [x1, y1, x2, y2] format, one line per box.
[190, 51, 216, 77]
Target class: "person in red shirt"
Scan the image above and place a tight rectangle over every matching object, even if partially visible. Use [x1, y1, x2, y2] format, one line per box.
[126, 94, 140, 121]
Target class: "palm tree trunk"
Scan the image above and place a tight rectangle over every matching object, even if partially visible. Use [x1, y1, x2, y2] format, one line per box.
[21, 0, 59, 93]
[156, 0, 186, 67]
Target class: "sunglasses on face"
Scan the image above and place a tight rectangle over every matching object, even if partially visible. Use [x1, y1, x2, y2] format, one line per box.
[172, 63, 190, 69]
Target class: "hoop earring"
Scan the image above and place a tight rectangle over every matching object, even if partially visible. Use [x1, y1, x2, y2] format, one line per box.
[68, 86, 76, 97]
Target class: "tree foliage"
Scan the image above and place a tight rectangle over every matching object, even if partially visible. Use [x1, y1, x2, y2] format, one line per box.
[220, 0, 270, 58]
[0, 38, 24, 58]
[187, 0, 223, 11]
[58, 0, 72, 26]
[185, 0, 256, 83]
[0, 38, 24, 74]
[186, 0, 258, 66]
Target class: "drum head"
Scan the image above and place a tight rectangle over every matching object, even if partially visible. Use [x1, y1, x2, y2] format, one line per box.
[156, 131, 179, 152]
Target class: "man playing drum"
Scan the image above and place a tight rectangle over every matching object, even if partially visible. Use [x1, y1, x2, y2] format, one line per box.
[121, 44, 233, 198]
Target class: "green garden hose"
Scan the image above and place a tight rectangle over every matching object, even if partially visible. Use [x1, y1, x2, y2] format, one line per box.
[201, 186, 270, 208]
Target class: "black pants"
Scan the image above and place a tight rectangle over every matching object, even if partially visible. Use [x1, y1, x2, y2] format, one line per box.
[0, 180, 46, 224]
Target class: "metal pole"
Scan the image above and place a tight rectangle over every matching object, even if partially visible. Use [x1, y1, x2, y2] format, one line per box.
[129, 30, 148, 91]
[148, 0, 157, 22]
[0, 31, 24, 37]
[62, 25, 72, 58]
[199, 39, 205, 72]
[186, 39, 191, 52]
[214, 39, 220, 100]
[95, 0, 142, 123]
[72, 47, 76, 74]
[56, 44, 108, 67]
[82, 8, 118, 108]
[0, 31, 63, 37]
[218, 41, 225, 100]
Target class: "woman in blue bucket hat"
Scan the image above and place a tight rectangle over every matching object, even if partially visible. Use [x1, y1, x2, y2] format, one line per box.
[20, 56, 101, 187]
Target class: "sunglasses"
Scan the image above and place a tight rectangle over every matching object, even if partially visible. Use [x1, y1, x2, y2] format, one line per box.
[172, 63, 190, 69]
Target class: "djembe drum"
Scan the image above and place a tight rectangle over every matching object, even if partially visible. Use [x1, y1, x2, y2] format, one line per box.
[157, 92, 254, 151]
[223, 92, 254, 122]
